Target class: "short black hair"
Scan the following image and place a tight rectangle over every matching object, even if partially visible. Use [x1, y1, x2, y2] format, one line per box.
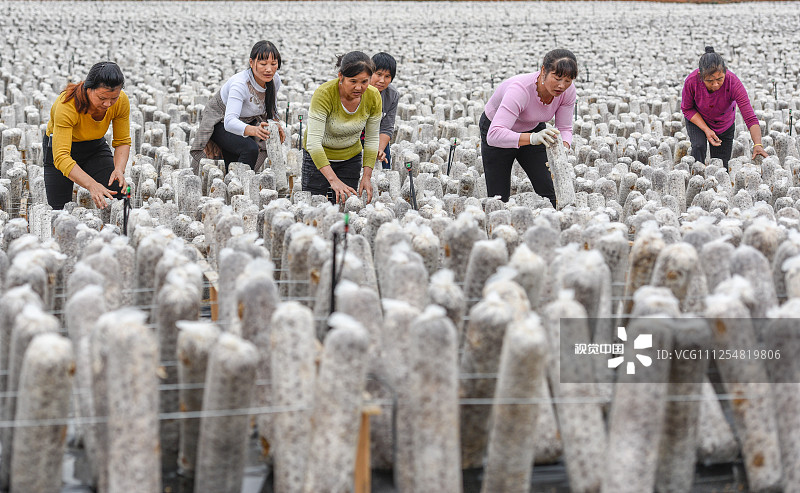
[372, 52, 396, 80]
[542, 49, 578, 79]
[336, 51, 375, 78]
[699, 46, 727, 79]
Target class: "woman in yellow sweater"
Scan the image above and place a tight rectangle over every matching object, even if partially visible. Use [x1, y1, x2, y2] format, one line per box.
[44, 61, 130, 210]
[303, 51, 381, 204]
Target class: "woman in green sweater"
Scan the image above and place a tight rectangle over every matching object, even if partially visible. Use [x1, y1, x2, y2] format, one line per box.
[303, 51, 382, 204]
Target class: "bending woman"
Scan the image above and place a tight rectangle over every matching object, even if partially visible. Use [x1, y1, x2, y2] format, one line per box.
[681, 46, 767, 169]
[480, 49, 577, 207]
[191, 40, 285, 173]
[303, 51, 381, 204]
[44, 61, 129, 210]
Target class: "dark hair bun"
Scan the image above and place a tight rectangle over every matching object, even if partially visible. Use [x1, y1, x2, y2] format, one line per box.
[705, 46, 715, 54]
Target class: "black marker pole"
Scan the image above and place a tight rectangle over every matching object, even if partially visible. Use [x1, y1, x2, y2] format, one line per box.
[122, 185, 131, 236]
[446, 138, 457, 176]
[330, 230, 337, 316]
[298, 115, 303, 151]
[406, 162, 417, 210]
[285, 101, 290, 128]
[329, 212, 350, 318]
[790, 109, 794, 136]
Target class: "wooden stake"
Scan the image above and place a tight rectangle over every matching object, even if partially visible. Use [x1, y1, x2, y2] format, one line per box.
[354, 405, 381, 493]
[198, 259, 219, 321]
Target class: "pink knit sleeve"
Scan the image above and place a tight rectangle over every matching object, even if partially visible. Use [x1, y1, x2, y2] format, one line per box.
[486, 83, 529, 148]
[681, 75, 698, 122]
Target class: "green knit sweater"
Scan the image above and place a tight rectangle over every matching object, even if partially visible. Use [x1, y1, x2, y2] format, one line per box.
[303, 78, 382, 169]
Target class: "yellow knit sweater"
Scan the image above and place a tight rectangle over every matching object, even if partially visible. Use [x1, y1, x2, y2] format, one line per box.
[46, 90, 131, 177]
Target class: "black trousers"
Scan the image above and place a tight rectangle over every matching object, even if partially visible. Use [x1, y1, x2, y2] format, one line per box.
[480, 113, 555, 207]
[301, 149, 362, 202]
[685, 119, 735, 169]
[43, 135, 121, 210]
[210, 121, 259, 171]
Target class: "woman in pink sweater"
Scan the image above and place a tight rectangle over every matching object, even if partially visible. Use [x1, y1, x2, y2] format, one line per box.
[681, 46, 767, 169]
[480, 49, 577, 206]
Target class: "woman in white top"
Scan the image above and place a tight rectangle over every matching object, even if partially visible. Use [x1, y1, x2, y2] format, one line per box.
[191, 40, 285, 173]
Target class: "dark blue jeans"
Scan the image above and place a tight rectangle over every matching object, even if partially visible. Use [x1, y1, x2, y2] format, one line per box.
[381, 144, 392, 169]
[361, 129, 391, 169]
[685, 119, 735, 169]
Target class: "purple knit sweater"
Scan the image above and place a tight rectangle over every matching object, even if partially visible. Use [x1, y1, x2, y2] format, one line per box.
[681, 69, 759, 133]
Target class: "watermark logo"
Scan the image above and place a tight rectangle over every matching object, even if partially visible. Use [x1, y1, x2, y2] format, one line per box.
[607, 326, 652, 374]
[561, 318, 789, 384]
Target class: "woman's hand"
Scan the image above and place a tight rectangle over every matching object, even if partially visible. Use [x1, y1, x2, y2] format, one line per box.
[277, 125, 286, 144]
[705, 129, 722, 146]
[529, 127, 560, 146]
[358, 167, 374, 203]
[752, 145, 769, 160]
[377, 149, 387, 164]
[109, 168, 126, 191]
[245, 123, 270, 140]
[88, 181, 117, 209]
[329, 178, 357, 204]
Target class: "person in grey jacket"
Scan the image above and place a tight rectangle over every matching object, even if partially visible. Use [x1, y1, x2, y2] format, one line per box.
[369, 52, 399, 169]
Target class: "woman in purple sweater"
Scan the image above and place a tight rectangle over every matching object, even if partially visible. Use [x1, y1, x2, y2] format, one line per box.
[681, 46, 767, 169]
[480, 49, 578, 206]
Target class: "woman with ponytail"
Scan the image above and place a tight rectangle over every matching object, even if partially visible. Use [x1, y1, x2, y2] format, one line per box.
[44, 61, 129, 210]
[681, 46, 767, 169]
[479, 49, 578, 207]
[191, 40, 285, 173]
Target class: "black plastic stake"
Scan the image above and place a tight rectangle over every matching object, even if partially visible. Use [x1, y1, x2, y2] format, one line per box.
[773, 80, 777, 101]
[122, 185, 132, 236]
[406, 162, 417, 210]
[285, 101, 290, 128]
[330, 231, 337, 315]
[446, 138, 457, 176]
[790, 109, 794, 136]
[329, 213, 350, 318]
[298, 115, 303, 150]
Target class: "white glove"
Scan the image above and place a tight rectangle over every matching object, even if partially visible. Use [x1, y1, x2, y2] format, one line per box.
[529, 127, 560, 146]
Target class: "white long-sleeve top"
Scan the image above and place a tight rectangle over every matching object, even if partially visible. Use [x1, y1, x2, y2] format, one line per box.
[220, 69, 282, 136]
